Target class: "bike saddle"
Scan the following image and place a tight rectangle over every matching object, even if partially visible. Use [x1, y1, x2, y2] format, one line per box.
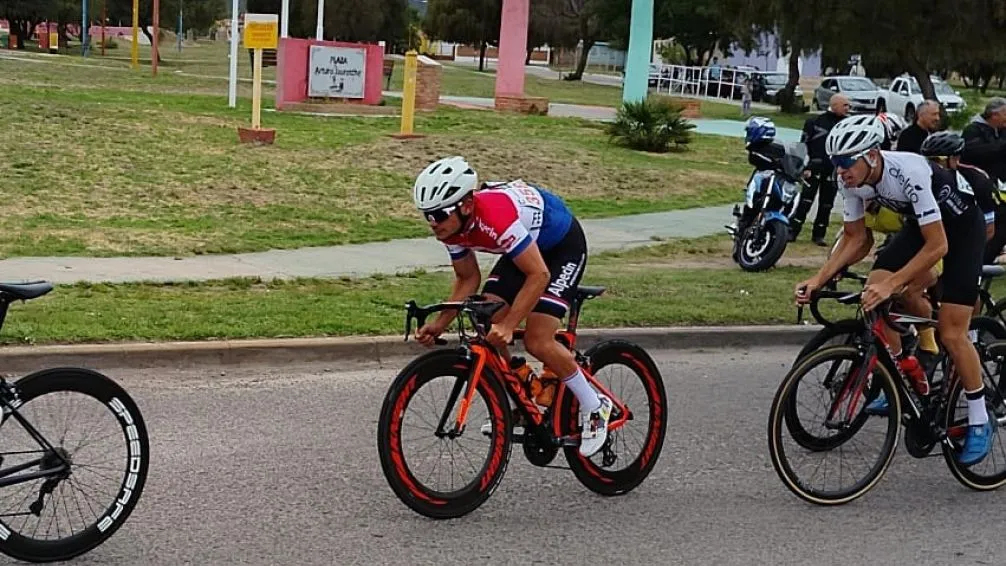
[576, 285, 606, 301]
[0, 281, 53, 301]
[982, 265, 1006, 279]
[467, 299, 506, 323]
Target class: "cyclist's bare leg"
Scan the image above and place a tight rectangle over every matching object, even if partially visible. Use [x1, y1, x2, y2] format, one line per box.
[907, 268, 940, 353]
[484, 293, 514, 362]
[482, 294, 580, 380]
[939, 303, 983, 393]
[524, 312, 577, 378]
[868, 269, 933, 353]
[526, 311, 607, 455]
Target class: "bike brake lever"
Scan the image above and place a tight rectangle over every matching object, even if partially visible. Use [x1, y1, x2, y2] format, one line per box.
[403, 301, 416, 342]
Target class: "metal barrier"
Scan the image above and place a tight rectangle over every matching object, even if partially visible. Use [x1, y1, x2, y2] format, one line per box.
[648, 63, 749, 100]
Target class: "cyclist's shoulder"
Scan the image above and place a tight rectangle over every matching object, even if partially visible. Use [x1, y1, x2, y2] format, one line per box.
[879, 150, 935, 187]
[958, 163, 993, 183]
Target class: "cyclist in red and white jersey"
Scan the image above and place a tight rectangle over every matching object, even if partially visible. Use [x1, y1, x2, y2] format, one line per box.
[410, 156, 612, 457]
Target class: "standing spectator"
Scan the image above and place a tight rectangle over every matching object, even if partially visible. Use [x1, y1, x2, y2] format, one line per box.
[707, 57, 722, 97]
[790, 93, 850, 245]
[896, 100, 941, 154]
[741, 76, 753, 117]
[962, 97, 1006, 263]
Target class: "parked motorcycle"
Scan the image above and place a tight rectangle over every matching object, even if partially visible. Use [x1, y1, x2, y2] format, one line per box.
[727, 118, 810, 272]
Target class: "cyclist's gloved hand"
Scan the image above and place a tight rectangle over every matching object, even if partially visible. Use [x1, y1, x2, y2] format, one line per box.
[794, 277, 821, 305]
[862, 279, 895, 312]
[416, 321, 445, 347]
[486, 323, 513, 350]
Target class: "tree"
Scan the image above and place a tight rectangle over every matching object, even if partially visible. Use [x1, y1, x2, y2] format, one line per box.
[527, 0, 578, 64]
[551, 0, 605, 80]
[105, 0, 225, 61]
[729, 0, 849, 112]
[243, 0, 407, 46]
[0, 0, 57, 49]
[423, 0, 501, 71]
[603, 0, 745, 67]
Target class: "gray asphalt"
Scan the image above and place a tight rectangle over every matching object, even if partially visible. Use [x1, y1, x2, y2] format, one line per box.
[38, 345, 1001, 566]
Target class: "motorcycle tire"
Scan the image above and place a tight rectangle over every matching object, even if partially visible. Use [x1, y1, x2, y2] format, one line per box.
[738, 220, 789, 272]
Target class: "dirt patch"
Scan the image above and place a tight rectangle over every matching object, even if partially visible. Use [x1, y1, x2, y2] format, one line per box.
[285, 102, 400, 116]
[337, 135, 746, 201]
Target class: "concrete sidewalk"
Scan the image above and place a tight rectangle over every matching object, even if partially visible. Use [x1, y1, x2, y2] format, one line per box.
[380, 91, 803, 142]
[0, 206, 739, 284]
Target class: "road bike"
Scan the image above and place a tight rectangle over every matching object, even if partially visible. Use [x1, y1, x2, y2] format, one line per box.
[377, 285, 668, 519]
[769, 291, 1006, 505]
[0, 281, 149, 562]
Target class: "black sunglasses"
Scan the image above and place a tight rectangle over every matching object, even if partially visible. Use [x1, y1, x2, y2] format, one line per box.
[424, 205, 458, 224]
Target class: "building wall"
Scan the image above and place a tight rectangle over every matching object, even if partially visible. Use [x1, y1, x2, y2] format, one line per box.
[721, 32, 822, 77]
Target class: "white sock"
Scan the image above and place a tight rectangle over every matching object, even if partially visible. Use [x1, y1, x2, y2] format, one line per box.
[563, 369, 601, 413]
[966, 388, 989, 427]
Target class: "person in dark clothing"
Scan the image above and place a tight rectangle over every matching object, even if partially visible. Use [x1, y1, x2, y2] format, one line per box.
[896, 100, 941, 154]
[962, 97, 1006, 262]
[790, 93, 849, 245]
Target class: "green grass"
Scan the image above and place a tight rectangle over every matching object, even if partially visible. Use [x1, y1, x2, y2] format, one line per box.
[0, 55, 750, 257]
[699, 99, 812, 130]
[0, 230, 883, 345]
[0, 262, 813, 346]
[387, 61, 624, 107]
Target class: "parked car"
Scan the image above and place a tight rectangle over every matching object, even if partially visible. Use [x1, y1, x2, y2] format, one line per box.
[813, 76, 882, 113]
[876, 75, 967, 123]
[750, 71, 804, 104]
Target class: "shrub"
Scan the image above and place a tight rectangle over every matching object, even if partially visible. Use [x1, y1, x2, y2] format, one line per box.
[606, 97, 695, 153]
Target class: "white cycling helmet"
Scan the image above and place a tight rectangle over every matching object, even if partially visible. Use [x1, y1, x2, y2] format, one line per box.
[825, 115, 885, 157]
[876, 112, 907, 143]
[412, 156, 479, 211]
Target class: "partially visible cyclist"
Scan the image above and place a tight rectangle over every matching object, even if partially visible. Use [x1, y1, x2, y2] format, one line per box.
[919, 131, 997, 245]
[876, 112, 908, 151]
[410, 156, 612, 457]
[794, 115, 994, 466]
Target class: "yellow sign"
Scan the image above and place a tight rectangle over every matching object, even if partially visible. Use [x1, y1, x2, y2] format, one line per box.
[48, 29, 58, 52]
[243, 13, 278, 50]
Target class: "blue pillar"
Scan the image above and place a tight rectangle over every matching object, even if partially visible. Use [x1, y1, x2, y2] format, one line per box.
[622, 0, 654, 104]
[82, 0, 89, 57]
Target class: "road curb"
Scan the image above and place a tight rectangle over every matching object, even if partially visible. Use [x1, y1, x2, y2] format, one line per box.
[0, 325, 823, 373]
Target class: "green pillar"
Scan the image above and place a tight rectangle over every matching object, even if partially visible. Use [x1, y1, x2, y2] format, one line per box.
[622, 0, 654, 104]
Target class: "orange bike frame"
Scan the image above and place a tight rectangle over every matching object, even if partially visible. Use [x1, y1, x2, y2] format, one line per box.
[452, 334, 631, 438]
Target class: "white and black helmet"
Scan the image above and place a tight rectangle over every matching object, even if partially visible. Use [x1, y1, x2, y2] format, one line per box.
[876, 112, 907, 143]
[412, 156, 479, 211]
[825, 115, 885, 157]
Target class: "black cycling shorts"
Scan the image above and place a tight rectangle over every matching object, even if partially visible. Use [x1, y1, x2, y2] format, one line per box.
[482, 219, 587, 319]
[873, 206, 984, 306]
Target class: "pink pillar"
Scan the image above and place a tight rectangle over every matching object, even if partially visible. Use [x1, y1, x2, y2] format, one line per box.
[494, 0, 529, 98]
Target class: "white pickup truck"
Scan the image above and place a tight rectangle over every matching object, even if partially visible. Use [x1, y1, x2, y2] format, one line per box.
[876, 75, 967, 123]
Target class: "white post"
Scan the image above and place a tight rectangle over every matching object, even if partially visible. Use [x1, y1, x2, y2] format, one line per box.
[228, 0, 239, 107]
[315, 0, 324, 40]
[280, 0, 289, 37]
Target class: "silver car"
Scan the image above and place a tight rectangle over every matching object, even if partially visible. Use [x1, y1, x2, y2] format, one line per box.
[813, 76, 882, 113]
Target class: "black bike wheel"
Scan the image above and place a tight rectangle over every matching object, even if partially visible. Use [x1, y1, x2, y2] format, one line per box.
[942, 376, 1006, 491]
[0, 368, 149, 563]
[988, 300, 1006, 329]
[377, 350, 512, 519]
[769, 346, 900, 505]
[792, 319, 863, 365]
[559, 341, 668, 496]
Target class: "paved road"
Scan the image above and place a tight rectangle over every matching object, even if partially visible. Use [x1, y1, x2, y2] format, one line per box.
[59, 346, 1001, 565]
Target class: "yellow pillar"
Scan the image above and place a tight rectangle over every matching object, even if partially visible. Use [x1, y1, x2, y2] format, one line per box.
[400, 50, 418, 136]
[131, 0, 139, 69]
